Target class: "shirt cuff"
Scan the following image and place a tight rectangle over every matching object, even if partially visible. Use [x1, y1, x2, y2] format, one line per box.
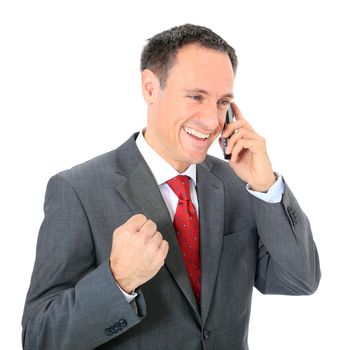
[246, 172, 284, 203]
[116, 281, 138, 303]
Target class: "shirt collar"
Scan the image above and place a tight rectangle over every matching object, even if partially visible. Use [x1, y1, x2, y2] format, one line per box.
[135, 128, 197, 186]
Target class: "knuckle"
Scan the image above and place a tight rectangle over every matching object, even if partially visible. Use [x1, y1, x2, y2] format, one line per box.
[142, 220, 157, 235]
[151, 234, 161, 247]
[125, 221, 137, 233]
[136, 213, 147, 220]
[135, 213, 147, 223]
[128, 214, 148, 232]
[156, 252, 166, 266]
[162, 240, 169, 254]
[149, 220, 157, 232]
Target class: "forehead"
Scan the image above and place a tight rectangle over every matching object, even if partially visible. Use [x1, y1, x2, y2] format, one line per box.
[168, 44, 234, 92]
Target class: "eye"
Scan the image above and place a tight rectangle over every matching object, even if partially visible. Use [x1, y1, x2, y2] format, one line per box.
[219, 99, 231, 106]
[188, 95, 203, 101]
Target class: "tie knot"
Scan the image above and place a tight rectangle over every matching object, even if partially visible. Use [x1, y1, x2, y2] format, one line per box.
[166, 175, 191, 200]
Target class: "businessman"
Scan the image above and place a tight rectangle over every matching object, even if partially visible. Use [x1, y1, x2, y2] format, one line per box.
[22, 24, 321, 349]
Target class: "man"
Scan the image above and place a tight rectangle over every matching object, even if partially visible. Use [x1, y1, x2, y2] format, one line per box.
[22, 24, 321, 349]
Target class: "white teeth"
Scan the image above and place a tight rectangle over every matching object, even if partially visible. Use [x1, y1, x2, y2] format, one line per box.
[183, 127, 210, 139]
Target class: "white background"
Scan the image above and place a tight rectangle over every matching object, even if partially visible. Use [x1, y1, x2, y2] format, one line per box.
[1, 1, 360, 349]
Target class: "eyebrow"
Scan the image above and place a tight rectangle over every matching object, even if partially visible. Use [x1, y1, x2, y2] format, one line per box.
[184, 88, 234, 99]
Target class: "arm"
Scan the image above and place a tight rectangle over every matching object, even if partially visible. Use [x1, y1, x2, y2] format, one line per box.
[22, 174, 146, 350]
[252, 180, 321, 295]
[220, 102, 320, 295]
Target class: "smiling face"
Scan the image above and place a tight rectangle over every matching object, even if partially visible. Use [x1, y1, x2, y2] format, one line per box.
[142, 44, 235, 173]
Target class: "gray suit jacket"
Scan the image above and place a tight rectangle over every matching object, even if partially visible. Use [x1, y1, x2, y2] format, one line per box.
[22, 132, 320, 350]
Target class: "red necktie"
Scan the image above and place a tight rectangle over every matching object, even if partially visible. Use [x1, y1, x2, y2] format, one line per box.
[166, 175, 201, 305]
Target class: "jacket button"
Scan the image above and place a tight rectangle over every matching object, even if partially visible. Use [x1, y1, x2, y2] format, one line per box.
[119, 319, 127, 328]
[104, 328, 113, 336]
[287, 206, 297, 225]
[203, 330, 211, 340]
[114, 319, 127, 333]
[105, 319, 127, 336]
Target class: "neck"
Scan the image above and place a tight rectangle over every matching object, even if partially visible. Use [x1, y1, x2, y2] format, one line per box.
[143, 128, 190, 173]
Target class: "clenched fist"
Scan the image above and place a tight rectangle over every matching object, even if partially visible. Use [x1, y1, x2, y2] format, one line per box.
[110, 214, 169, 293]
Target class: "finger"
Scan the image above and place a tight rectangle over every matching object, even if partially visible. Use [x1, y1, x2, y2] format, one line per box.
[152, 231, 163, 246]
[221, 120, 252, 138]
[230, 139, 254, 162]
[160, 240, 169, 258]
[127, 214, 148, 230]
[230, 135, 267, 161]
[140, 219, 157, 236]
[225, 128, 257, 154]
[230, 102, 255, 132]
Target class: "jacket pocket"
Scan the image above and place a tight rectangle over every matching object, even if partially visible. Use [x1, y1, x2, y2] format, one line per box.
[222, 228, 256, 250]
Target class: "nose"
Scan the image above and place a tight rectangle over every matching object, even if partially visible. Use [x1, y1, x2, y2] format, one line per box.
[199, 103, 220, 132]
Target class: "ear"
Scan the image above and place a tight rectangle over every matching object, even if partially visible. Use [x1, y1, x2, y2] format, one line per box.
[141, 69, 160, 104]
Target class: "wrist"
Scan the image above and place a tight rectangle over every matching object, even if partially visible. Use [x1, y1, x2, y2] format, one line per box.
[116, 279, 136, 295]
[249, 172, 278, 192]
[110, 261, 137, 294]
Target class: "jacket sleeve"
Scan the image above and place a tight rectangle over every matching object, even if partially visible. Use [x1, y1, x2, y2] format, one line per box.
[253, 179, 321, 295]
[22, 174, 146, 350]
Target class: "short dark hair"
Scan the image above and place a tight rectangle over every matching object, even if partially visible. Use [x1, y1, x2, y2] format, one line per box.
[140, 24, 238, 89]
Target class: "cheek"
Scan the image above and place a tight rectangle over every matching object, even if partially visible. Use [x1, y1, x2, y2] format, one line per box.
[215, 117, 224, 134]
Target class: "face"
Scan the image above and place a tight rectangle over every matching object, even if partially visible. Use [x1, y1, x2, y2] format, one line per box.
[142, 44, 234, 173]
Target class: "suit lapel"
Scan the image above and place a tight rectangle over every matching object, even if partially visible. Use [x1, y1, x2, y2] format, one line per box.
[114, 134, 226, 324]
[196, 162, 225, 325]
[115, 134, 200, 321]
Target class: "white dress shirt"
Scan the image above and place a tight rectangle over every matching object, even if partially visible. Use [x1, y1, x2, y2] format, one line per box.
[119, 129, 285, 303]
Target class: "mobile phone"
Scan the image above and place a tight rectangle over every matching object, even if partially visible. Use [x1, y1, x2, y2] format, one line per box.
[221, 105, 234, 160]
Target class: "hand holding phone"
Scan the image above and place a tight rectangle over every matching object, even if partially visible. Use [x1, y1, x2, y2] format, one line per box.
[221, 105, 234, 160]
